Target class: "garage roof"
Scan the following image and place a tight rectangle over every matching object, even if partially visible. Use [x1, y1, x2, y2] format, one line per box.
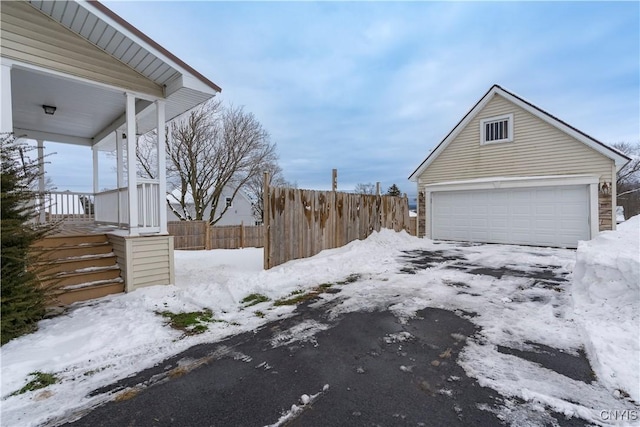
[409, 85, 630, 181]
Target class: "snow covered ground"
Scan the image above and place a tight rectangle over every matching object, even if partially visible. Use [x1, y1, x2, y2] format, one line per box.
[1, 219, 639, 426]
[573, 216, 640, 403]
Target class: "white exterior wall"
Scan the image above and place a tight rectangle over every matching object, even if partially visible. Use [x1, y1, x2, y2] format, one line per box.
[167, 187, 256, 226]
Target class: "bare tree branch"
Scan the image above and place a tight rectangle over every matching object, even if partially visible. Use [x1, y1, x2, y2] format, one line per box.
[612, 141, 640, 219]
[354, 183, 376, 195]
[135, 100, 282, 225]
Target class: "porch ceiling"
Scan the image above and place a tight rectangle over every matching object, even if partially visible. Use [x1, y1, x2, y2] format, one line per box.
[6, 0, 221, 148]
[11, 67, 144, 146]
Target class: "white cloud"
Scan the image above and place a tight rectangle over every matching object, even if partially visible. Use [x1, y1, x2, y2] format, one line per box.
[44, 1, 639, 195]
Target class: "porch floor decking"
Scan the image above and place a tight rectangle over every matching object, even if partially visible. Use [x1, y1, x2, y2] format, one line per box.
[48, 222, 124, 237]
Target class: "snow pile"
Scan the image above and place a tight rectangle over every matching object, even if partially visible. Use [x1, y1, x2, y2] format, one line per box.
[572, 215, 640, 402]
[2, 225, 638, 426]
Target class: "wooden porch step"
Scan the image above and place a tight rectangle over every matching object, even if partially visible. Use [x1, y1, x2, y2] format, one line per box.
[32, 233, 125, 305]
[32, 234, 109, 248]
[41, 266, 121, 288]
[35, 242, 113, 261]
[55, 280, 125, 306]
[36, 254, 117, 276]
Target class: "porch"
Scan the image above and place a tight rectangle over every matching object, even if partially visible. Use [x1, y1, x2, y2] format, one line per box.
[1, 0, 220, 304]
[36, 219, 174, 305]
[38, 180, 163, 234]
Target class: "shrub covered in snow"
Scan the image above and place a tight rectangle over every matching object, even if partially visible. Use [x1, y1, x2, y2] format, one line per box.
[572, 215, 640, 402]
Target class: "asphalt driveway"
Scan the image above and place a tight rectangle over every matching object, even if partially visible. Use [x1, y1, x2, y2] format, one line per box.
[64, 244, 593, 427]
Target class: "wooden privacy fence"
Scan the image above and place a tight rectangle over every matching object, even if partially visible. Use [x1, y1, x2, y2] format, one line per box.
[168, 221, 264, 250]
[264, 185, 411, 269]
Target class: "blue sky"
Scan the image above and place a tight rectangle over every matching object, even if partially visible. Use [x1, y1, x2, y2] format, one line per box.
[47, 1, 639, 198]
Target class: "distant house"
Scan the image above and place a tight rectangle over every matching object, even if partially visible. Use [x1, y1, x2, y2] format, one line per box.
[409, 85, 630, 249]
[167, 186, 256, 226]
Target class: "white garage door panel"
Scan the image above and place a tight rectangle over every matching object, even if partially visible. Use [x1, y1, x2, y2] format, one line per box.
[431, 185, 589, 248]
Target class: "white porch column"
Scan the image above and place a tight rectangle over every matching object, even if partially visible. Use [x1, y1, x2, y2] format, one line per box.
[156, 100, 167, 234]
[92, 146, 99, 221]
[92, 146, 99, 194]
[1, 63, 13, 134]
[37, 140, 45, 223]
[116, 131, 124, 225]
[126, 93, 138, 236]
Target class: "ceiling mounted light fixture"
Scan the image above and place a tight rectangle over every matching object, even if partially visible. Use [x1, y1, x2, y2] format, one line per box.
[42, 105, 57, 115]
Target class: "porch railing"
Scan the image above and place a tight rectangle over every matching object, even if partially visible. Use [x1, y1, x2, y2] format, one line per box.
[37, 191, 95, 223]
[94, 179, 160, 231]
[36, 180, 161, 233]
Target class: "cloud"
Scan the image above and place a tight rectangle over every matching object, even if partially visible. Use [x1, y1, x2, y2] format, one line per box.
[44, 1, 639, 197]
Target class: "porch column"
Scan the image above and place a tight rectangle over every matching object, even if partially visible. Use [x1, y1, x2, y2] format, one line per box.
[92, 146, 99, 222]
[126, 93, 138, 236]
[92, 146, 99, 194]
[156, 100, 167, 234]
[1, 63, 12, 134]
[37, 140, 45, 223]
[116, 131, 125, 225]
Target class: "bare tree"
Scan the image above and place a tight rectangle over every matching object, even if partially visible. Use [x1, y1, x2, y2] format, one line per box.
[354, 182, 376, 195]
[612, 142, 640, 218]
[150, 101, 278, 225]
[136, 131, 158, 180]
[244, 160, 290, 224]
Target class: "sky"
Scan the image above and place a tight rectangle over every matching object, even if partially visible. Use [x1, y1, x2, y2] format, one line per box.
[44, 1, 639, 198]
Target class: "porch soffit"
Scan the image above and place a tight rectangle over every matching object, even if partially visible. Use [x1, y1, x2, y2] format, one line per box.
[2, 0, 221, 147]
[28, 0, 221, 94]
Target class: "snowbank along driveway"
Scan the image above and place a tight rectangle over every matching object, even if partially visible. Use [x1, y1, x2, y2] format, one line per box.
[2, 227, 638, 426]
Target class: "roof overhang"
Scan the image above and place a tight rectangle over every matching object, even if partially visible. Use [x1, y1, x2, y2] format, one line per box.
[4, 0, 221, 147]
[409, 85, 631, 181]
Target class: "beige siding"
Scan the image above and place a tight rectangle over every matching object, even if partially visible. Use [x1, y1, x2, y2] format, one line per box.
[416, 93, 617, 235]
[130, 236, 173, 289]
[106, 234, 174, 291]
[107, 235, 127, 284]
[1, 1, 163, 97]
[417, 95, 615, 186]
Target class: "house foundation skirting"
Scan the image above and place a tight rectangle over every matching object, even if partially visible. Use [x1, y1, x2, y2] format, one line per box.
[107, 234, 175, 292]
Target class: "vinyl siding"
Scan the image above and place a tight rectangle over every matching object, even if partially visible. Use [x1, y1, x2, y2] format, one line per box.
[107, 235, 127, 283]
[417, 95, 615, 186]
[415, 93, 616, 237]
[1, 1, 163, 97]
[106, 234, 174, 291]
[131, 236, 173, 288]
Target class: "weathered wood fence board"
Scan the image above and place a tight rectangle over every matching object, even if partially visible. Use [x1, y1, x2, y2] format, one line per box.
[168, 221, 264, 250]
[168, 221, 208, 250]
[264, 185, 411, 269]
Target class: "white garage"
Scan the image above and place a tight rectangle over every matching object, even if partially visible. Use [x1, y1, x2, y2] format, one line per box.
[425, 176, 599, 249]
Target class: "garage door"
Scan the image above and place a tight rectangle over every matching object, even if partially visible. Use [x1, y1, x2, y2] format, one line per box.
[431, 185, 590, 248]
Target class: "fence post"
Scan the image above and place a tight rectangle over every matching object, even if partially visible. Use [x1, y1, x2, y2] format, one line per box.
[376, 182, 381, 196]
[205, 221, 211, 250]
[263, 171, 270, 269]
[240, 221, 245, 248]
[332, 169, 338, 192]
